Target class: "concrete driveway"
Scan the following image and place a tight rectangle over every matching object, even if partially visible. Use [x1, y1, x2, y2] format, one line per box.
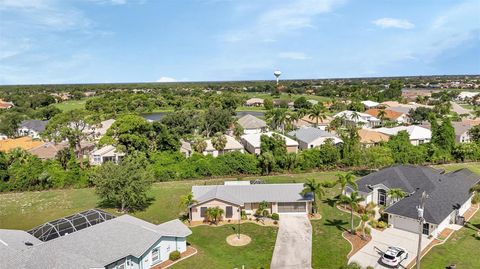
[349, 227, 433, 268]
[270, 214, 312, 269]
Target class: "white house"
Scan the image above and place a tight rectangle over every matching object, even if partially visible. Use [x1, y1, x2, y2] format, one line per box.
[182, 135, 244, 157]
[90, 145, 125, 165]
[84, 119, 115, 140]
[456, 91, 479, 101]
[0, 210, 192, 269]
[346, 165, 479, 237]
[361, 100, 380, 109]
[241, 132, 299, 154]
[244, 98, 264, 107]
[364, 109, 412, 124]
[287, 127, 342, 149]
[334, 110, 381, 128]
[17, 120, 48, 139]
[373, 125, 431, 145]
[237, 114, 267, 134]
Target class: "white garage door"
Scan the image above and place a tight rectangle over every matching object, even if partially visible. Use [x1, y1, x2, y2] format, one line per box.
[391, 215, 418, 234]
[278, 202, 306, 213]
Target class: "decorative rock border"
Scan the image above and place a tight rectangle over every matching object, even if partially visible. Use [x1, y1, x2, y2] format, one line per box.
[226, 234, 252, 246]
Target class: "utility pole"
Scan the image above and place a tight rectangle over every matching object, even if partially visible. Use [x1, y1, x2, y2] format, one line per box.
[416, 191, 427, 269]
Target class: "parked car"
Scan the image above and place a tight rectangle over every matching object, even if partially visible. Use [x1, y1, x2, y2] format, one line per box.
[381, 246, 408, 267]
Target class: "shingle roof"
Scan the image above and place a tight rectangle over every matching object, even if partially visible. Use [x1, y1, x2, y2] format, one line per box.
[20, 120, 49, 133]
[192, 183, 313, 206]
[287, 127, 340, 144]
[237, 114, 267, 129]
[374, 126, 431, 140]
[1, 215, 192, 269]
[204, 135, 244, 151]
[358, 128, 390, 144]
[355, 165, 480, 224]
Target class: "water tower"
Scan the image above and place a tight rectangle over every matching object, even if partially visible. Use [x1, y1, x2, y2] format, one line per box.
[274, 70, 281, 85]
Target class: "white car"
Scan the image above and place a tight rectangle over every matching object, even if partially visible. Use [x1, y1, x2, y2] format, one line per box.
[381, 246, 408, 267]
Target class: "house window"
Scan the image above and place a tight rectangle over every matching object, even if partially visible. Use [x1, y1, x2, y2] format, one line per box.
[378, 189, 386, 206]
[418, 140, 425, 144]
[200, 207, 207, 217]
[226, 206, 233, 218]
[152, 248, 159, 262]
[93, 156, 101, 163]
[422, 222, 429, 235]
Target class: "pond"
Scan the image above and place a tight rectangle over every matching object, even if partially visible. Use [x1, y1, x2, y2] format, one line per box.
[142, 111, 265, 121]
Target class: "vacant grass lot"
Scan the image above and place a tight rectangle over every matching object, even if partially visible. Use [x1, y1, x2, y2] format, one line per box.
[0, 163, 478, 268]
[53, 99, 87, 112]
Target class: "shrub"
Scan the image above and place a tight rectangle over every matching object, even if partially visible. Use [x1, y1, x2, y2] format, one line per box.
[472, 193, 480, 204]
[271, 213, 280, 221]
[377, 221, 387, 229]
[169, 250, 181, 261]
[365, 226, 371, 235]
[241, 210, 247, 220]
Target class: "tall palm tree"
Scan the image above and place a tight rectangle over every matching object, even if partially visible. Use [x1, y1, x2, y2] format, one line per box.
[265, 108, 288, 133]
[301, 179, 327, 214]
[360, 213, 370, 240]
[211, 132, 227, 155]
[180, 192, 197, 218]
[351, 111, 361, 123]
[377, 109, 387, 122]
[308, 104, 327, 127]
[192, 136, 207, 153]
[339, 191, 365, 234]
[336, 172, 358, 195]
[387, 188, 407, 204]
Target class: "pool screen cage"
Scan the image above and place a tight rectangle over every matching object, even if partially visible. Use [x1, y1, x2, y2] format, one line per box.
[28, 208, 116, 242]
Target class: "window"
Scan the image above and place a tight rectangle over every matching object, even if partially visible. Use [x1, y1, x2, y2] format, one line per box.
[422, 222, 429, 235]
[378, 189, 386, 206]
[200, 207, 207, 217]
[226, 206, 233, 218]
[152, 248, 159, 262]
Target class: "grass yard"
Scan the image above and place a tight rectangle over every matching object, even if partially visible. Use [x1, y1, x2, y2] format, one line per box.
[246, 92, 331, 103]
[53, 99, 87, 112]
[421, 210, 480, 269]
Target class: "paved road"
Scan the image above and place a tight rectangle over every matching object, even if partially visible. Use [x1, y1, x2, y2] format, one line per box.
[349, 227, 433, 268]
[270, 214, 312, 269]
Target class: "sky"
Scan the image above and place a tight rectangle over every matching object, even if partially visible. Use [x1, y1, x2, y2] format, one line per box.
[0, 0, 479, 85]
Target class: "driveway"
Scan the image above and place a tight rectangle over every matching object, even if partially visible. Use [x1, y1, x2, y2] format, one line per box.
[349, 227, 433, 268]
[270, 214, 312, 269]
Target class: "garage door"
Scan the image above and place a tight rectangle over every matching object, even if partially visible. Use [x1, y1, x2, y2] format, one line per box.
[391, 215, 418, 234]
[278, 202, 306, 213]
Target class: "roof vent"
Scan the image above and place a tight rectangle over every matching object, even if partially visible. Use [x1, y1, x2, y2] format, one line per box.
[24, 241, 34, 246]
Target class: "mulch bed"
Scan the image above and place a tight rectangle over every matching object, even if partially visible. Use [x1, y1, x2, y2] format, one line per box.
[343, 231, 372, 258]
[151, 246, 197, 269]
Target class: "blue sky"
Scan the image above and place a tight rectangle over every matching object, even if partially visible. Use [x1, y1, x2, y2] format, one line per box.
[0, 0, 479, 84]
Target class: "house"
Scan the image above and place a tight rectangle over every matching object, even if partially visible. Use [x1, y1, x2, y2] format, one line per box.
[293, 115, 333, 130]
[364, 109, 412, 124]
[421, 121, 476, 143]
[462, 118, 480, 126]
[346, 165, 479, 237]
[241, 132, 299, 154]
[90, 145, 125, 165]
[84, 119, 115, 140]
[0, 209, 192, 269]
[334, 110, 381, 128]
[357, 128, 390, 147]
[28, 141, 95, 160]
[189, 182, 314, 222]
[182, 135, 244, 157]
[373, 125, 431, 145]
[361, 100, 380, 109]
[17, 120, 48, 139]
[244, 98, 264, 107]
[287, 127, 342, 149]
[0, 137, 44, 152]
[456, 91, 479, 101]
[237, 114, 267, 134]
[0, 99, 14, 109]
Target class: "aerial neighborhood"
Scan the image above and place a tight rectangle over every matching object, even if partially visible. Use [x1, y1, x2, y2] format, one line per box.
[1, 1, 480, 268]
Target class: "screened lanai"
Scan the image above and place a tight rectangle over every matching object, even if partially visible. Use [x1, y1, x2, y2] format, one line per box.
[28, 208, 116, 242]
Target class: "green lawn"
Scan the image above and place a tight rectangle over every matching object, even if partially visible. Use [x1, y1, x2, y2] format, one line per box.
[53, 99, 87, 112]
[246, 92, 331, 102]
[421, 211, 480, 269]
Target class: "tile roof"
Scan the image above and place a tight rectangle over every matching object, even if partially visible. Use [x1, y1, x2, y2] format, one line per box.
[237, 114, 267, 129]
[364, 109, 405, 120]
[204, 135, 244, 151]
[0, 137, 44, 152]
[357, 128, 390, 144]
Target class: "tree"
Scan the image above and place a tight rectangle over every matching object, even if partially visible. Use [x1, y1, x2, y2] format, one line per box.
[233, 122, 244, 139]
[339, 127, 362, 166]
[205, 206, 224, 224]
[192, 136, 207, 153]
[336, 172, 357, 195]
[201, 105, 234, 137]
[359, 214, 370, 240]
[0, 111, 24, 137]
[301, 179, 327, 214]
[265, 108, 288, 133]
[339, 191, 365, 234]
[180, 192, 197, 218]
[363, 146, 394, 169]
[258, 152, 275, 175]
[469, 125, 480, 143]
[385, 80, 403, 100]
[294, 96, 312, 110]
[101, 114, 153, 154]
[387, 131, 415, 164]
[211, 132, 227, 154]
[387, 188, 406, 204]
[44, 110, 98, 168]
[264, 98, 274, 110]
[152, 122, 180, 152]
[308, 104, 328, 127]
[377, 109, 387, 122]
[92, 155, 153, 212]
[433, 118, 455, 153]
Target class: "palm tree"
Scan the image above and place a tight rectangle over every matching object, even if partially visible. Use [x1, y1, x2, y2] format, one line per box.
[308, 104, 327, 127]
[301, 179, 327, 214]
[336, 172, 358, 195]
[339, 191, 365, 234]
[387, 188, 407, 204]
[265, 108, 288, 133]
[211, 132, 227, 155]
[351, 111, 361, 123]
[377, 109, 387, 123]
[360, 213, 370, 240]
[180, 192, 197, 218]
[205, 206, 224, 225]
[192, 136, 207, 153]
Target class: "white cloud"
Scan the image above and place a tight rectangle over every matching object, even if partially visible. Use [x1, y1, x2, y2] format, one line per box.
[278, 52, 310, 60]
[156, 76, 177, 83]
[372, 18, 415, 29]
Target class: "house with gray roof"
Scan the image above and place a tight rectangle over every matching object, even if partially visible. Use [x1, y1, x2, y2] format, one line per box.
[237, 114, 267, 134]
[0, 212, 192, 269]
[189, 182, 313, 222]
[346, 165, 479, 237]
[288, 127, 342, 149]
[17, 120, 49, 139]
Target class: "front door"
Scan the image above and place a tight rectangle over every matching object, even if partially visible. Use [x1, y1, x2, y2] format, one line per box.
[378, 189, 386, 206]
